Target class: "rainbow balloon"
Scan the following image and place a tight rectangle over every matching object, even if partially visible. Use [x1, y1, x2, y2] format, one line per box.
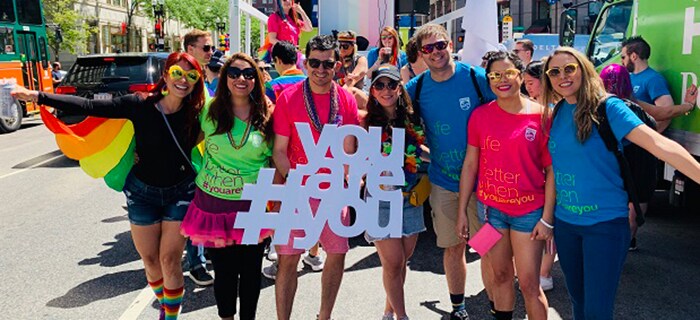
[40, 107, 135, 192]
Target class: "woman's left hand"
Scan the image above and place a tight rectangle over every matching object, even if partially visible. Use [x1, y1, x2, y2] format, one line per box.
[294, 3, 305, 14]
[530, 220, 553, 241]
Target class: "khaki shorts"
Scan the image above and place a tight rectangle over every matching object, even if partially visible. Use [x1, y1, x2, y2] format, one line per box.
[429, 183, 482, 248]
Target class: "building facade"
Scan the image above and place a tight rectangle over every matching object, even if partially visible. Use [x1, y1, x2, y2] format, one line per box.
[56, 0, 191, 67]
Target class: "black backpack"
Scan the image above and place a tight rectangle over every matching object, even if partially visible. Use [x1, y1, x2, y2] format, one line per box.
[552, 95, 657, 227]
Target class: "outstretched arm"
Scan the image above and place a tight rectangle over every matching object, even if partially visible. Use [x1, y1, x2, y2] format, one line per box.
[626, 124, 700, 183]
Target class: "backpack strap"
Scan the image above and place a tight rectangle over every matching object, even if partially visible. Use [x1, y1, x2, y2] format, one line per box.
[551, 99, 566, 121]
[413, 73, 425, 119]
[595, 96, 646, 227]
[469, 66, 485, 105]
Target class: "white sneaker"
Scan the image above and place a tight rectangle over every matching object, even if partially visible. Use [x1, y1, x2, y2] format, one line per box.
[302, 253, 325, 271]
[262, 262, 278, 280]
[540, 276, 554, 291]
[267, 245, 278, 261]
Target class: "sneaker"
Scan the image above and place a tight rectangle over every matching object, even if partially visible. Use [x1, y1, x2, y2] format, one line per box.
[303, 253, 325, 271]
[188, 267, 214, 286]
[262, 262, 278, 280]
[540, 276, 554, 291]
[381, 313, 394, 320]
[267, 245, 278, 261]
[629, 237, 638, 251]
[450, 309, 470, 320]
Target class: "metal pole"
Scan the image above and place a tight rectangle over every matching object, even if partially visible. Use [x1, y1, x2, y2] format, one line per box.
[230, 0, 241, 53]
[245, 14, 251, 55]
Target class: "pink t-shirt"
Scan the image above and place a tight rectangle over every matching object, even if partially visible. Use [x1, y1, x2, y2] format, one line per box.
[467, 101, 552, 216]
[273, 81, 359, 170]
[268, 13, 304, 46]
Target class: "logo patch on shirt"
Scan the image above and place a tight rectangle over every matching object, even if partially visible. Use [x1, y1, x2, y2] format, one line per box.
[251, 133, 263, 148]
[458, 97, 472, 111]
[525, 127, 537, 142]
[633, 85, 640, 93]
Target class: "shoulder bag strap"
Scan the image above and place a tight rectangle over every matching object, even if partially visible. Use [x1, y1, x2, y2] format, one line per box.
[156, 103, 197, 172]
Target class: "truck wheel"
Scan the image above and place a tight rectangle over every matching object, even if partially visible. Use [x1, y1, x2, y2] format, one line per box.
[0, 100, 23, 133]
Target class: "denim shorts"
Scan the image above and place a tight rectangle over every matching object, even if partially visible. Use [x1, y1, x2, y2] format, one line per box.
[365, 197, 426, 243]
[123, 173, 196, 226]
[476, 201, 542, 233]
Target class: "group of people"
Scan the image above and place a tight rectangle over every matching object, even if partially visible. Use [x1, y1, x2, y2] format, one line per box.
[12, 14, 700, 320]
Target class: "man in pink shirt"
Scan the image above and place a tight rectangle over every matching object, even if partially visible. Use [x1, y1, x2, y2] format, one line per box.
[272, 34, 359, 320]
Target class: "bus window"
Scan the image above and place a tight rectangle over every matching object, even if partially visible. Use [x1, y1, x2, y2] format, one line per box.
[0, 1, 15, 23]
[17, 0, 43, 25]
[0, 27, 14, 54]
[39, 37, 48, 68]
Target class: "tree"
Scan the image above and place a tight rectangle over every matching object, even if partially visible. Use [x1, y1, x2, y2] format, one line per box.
[43, 0, 97, 60]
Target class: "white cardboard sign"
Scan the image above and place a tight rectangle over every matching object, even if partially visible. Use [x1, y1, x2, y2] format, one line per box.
[234, 123, 406, 249]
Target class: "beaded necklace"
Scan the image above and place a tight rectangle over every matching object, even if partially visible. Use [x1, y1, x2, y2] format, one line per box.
[226, 117, 252, 150]
[302, 79, 339, 132]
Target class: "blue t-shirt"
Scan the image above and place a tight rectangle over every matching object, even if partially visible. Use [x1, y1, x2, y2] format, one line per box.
[630, 67, 670, 105]
[367, 47, 408, 69]
[205, 77, 219, 97]
[405, 61, 495, 192]
[549, 97, 643, 226]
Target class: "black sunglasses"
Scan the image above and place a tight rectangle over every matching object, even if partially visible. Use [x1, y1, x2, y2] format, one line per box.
[307, 58, 336, 69]
[339, 42, 354, 50]
[200, 44, 214, 52]
[372, 80, 400, 91]
[227, 67, 256, 80]
[420, 40, 448, 54]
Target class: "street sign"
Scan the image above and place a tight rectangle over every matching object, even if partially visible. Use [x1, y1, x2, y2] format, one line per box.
[502, 15, 513, 41]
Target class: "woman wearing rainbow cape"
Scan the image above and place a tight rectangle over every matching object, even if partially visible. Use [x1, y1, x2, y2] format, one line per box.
[258, 0, 313, 64]
[12, 52, 205, 320]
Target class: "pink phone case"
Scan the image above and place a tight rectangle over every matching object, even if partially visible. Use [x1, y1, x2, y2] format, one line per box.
[468, 223, 503, 256]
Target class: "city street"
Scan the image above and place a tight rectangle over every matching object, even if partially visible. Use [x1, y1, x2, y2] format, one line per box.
[1, 118, 699, 320]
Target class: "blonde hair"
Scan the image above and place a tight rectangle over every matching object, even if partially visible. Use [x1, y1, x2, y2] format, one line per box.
[542, 47, 606, 142]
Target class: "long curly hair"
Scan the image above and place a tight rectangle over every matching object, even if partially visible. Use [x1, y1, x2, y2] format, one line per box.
[542, 47, 606, 142]
[145, 52, 204, 148]
[207, 53, 273, 144]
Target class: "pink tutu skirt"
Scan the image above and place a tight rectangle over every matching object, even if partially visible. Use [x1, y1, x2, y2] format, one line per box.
[181, 188, 272, 248]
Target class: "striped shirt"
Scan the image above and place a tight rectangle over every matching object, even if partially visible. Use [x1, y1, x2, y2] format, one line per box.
[265, 69, 306, 104]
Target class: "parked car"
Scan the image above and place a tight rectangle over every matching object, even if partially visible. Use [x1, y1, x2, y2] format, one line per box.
[55, 52, 169, 123]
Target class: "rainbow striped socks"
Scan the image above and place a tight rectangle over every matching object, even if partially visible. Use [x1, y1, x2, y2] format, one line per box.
[163, 286, 184, 320]
[148, 278, 164, 304]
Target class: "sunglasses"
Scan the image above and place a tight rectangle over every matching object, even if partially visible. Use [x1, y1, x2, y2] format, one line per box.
[512, 49, 522, 54]
[380, 35, 393, 41]
[227, 66, 256, 80]
[487, 68, 521, 81]
[545, 63, 579, 78]
[307, 58, 336, 69]
[168, 65, 200, 84]
[339, 42, 354, 50]
[372, 80, 400, 91]
[198, 44, 214, 52]
[420, 40, 448, 54]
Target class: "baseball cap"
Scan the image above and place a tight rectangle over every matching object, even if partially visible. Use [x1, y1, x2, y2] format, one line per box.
[207, 50, 225, 70]
[370, 64, 401, 85]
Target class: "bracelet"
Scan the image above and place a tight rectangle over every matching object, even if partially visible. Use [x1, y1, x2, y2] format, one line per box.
[539, 218, 554, 229]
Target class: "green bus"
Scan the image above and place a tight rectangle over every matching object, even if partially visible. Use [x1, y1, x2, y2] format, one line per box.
[0, 0, 53, 133]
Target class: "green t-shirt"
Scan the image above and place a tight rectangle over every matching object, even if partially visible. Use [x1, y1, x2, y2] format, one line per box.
[196, 101, 273, 200]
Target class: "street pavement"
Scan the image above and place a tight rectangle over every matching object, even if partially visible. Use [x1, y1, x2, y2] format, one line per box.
[1, 119, 699, 319]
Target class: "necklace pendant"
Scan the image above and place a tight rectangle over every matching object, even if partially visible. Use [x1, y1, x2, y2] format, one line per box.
[180, 165, 186, 171]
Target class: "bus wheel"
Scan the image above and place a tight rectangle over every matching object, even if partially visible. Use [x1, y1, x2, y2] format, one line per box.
[0, 101, 23, 133]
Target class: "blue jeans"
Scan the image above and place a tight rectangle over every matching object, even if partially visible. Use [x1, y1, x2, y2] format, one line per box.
[476, 201, 543, 233]
[186, 239, 206, 271]
[123, 173, 195, 225]
[555, 217, 630, 320]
